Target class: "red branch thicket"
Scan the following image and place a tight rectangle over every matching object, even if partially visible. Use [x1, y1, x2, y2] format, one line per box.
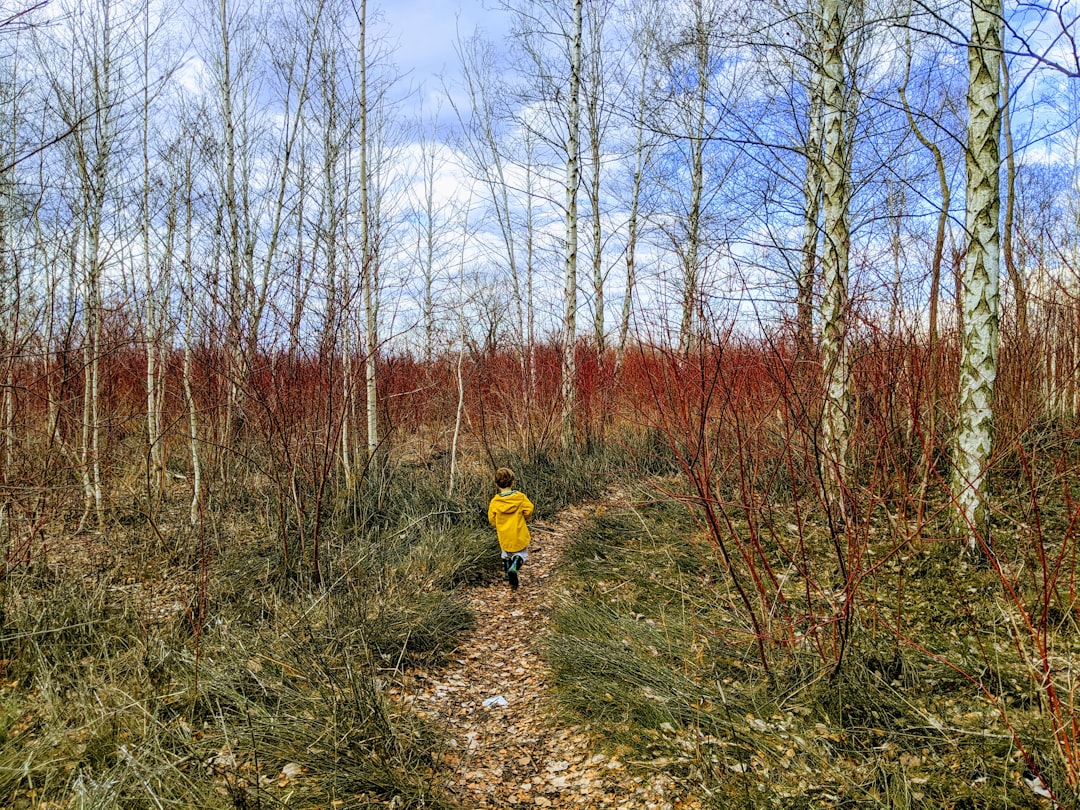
[4, 303, 1080, 792]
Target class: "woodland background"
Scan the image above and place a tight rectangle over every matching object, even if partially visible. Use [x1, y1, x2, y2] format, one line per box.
[2, 0, 1080, 806]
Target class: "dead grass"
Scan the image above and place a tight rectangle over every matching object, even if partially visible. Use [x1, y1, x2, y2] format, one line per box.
[0, 472, 495, 808]
[546, 484, 1068, 808]
[0, 442, 622, 808]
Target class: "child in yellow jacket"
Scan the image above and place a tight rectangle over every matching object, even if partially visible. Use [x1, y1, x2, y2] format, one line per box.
[487, 467, 534, 590]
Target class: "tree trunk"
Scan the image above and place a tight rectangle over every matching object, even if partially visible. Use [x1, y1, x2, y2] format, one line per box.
[952, 0, 1002, 549]
[1001, 57, 1026, 343]
[799, 8, 824, 357]
[561, 0, 583, 451]
[679, 0, 709, 354]
[141, 7, 165, 503]
[819, 0, 851, 527]
[356, 0, 378, 460]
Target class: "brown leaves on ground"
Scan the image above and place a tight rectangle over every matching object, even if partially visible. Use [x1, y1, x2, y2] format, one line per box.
[389, 498, 698, 809]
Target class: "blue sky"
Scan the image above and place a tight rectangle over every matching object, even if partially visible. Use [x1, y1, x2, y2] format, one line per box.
[381, 0, 509, 93]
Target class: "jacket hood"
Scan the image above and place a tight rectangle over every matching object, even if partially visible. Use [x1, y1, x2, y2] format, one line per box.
[490, 491, 529, 515]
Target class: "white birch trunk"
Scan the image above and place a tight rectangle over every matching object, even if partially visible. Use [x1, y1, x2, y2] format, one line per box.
[562, 0, 583, 451]
[615, 15, 656, 377]
[357, 0, 378, 460]
[178, 126, 203, 527]
[616, 116, 644, 376]
[584, 1, 606, 357]
[217, 0, 245, 474]
[679, 0, 709, 354]
[952, 0, 1002, 548]
[819, 0, 851, 522]
[799, 43, 823, 355]
[141, 8, 165, 500]
[183, 261, 203, 527]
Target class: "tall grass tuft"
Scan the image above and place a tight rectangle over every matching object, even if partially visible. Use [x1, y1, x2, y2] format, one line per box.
[547, 498, 1052, 808]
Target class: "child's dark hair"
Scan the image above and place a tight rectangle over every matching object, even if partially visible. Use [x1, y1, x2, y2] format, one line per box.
[494, 467, 515, 489]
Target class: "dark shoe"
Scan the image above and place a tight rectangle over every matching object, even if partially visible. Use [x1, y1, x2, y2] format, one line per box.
[508, 555, 522, 589]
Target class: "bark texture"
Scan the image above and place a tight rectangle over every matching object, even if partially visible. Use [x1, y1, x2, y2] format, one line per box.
[953, 0, 1002, 548]
[562, 0, 583, 450]
[819, 0, 851, 521]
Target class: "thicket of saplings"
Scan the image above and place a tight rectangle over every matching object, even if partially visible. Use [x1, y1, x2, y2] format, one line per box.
[1, 326, 1079, 808]
[545, 335, 1080, 808]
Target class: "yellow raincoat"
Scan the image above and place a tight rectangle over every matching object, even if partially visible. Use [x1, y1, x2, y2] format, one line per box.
[487, 490, 534, 553]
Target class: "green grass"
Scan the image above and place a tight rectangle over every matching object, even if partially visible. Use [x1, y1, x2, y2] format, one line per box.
[0, 443, 620, 808]
[545, 487, 1062, 808]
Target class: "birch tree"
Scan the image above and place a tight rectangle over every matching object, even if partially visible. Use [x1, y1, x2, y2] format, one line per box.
[799, 8, 825, 356]
[452, 32, 535, 435]
[39, 0, 138, 529]
[614, 0, 661, 375]
[499, 0, 586, 449]
[650, 0, 741, 353]
[355, 0, 379, 460]
[582, 0, 613, 357]
[136, 0, 178, 504]
[208, 0, 252, 465]
[0, 45, 27, 539]
[1000, 55, 1027, 343]
[563, 0, 583, 449]
[165, 103, 214, 526]
[408, 105, 456, 363]
[898, 25, 957, 357]
[669, 0, 715, 352]
[818, 0, 853, 524]
[309, 23, 358, 487]
[952, 0, 1003, 548]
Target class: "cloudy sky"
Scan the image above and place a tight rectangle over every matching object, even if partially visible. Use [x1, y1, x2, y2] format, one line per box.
[381, 0, 510, 96]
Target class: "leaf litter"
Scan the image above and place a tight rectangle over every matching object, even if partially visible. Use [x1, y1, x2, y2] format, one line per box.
[389, 495, 697, 809]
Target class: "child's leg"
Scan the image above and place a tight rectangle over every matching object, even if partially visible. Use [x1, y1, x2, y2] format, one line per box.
[507, 549, 527, 589]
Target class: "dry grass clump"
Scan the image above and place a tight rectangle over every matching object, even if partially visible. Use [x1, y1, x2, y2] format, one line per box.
[0, 559, 459, 808]
[546, 494, 1060, 808]
[0, 463, 514, 808]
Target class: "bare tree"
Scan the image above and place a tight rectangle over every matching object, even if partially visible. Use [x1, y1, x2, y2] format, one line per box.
[407, 103, 457, 363]
[309, 23, 358, 488]
[667, 0, 717, 352]
[646, 0, 743, 353]
[355, 0, 379, 460]
[818, 0, 853, 525]
[207, 0, 252, 471]
[952, 0, 1003, 548]
[38, 0, 143, 529]
[136, 0, 179, 504]
[165, 103, 214, 526]
[582, 0, 614, 357]
[799, 10, 825, 357]
[613, 0, 662, 375]
[898, 22, 958, 356]
[1000, 54, 1027, 342]
[0, 27, 36, 538]
[452, 29, 540, 448]
[562, 0, 583, 450]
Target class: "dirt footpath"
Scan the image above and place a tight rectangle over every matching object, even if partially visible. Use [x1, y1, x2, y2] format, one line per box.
[389, 497, 700, 809]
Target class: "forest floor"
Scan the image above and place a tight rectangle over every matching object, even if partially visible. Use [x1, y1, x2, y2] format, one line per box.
[386, 493, 700, 809]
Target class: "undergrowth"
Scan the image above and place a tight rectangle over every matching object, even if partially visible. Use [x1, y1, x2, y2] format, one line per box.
[547, 489, 1060, 808]
[0, 445, 614, 808]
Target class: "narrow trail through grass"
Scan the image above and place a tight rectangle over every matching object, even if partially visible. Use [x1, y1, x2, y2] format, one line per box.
[389, 493, 687, 809]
